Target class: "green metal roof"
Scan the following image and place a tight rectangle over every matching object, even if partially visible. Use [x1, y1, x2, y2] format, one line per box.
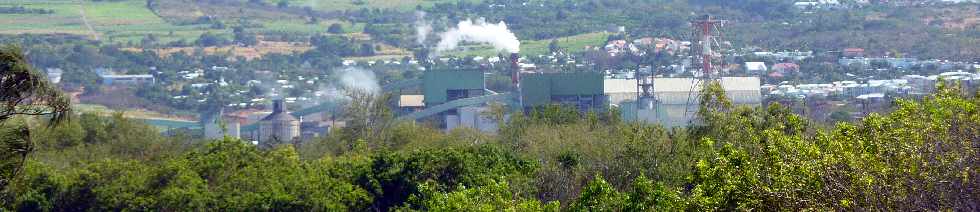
[520, 72, 604, 106]
[423, 70, 485, 105]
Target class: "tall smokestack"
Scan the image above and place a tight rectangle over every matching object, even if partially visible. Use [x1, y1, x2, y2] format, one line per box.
[510, 53, 520, 85]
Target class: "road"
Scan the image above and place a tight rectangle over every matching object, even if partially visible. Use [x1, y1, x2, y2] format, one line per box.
[77, 1, 99, 41]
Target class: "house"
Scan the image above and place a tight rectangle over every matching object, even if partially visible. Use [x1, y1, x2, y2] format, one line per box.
[768, 71, 785, 79]
[603, 40, 639, 56]
[745, 62, 768, 74]
[97, 68, 155, 86]
[794, 0, 841, 10]
[771, 63, 800, 73]
[884, 58, 919, 69]
[45, 68, 63, 84]
[839, 58, 871, 67]
[794, 1, 820, 9]
[842, 48, 865, 58]
[633, 37, 655, 46]
[774, 51, 814, 61]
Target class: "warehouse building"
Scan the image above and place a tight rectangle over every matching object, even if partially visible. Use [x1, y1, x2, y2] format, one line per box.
[605, 78, 639, 105]
[520, 72, 607, 112]
[421, 70, 490, 129]
[423, 70, 486, 106]
[627, 77, 761, 127]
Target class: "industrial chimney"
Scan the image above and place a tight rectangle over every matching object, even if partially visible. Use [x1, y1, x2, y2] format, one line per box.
[510, 53, 520, 85]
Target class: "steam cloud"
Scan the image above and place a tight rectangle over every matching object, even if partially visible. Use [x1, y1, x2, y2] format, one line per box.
[311, 67, 380, 108]
[435, 18, 520, 53]
[415, 11, 432, 46]
[337, 67, 380, 95]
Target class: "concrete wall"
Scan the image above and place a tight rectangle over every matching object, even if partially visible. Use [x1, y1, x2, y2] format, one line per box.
[445, 106, 501, 133]
[204, 120, 241, 139]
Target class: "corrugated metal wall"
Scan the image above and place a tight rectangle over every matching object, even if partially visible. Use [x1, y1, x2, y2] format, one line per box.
[423, 70, 485, 105]
[520, 72, 604, 107]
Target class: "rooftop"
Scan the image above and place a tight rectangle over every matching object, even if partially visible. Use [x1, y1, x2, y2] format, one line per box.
[653, 77, 761, 93]
[399, 95, 425, 107]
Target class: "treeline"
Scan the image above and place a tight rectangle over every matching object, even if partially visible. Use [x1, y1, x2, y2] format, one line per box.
[2, 82, 978, 210]
[0, 6, 54, 14]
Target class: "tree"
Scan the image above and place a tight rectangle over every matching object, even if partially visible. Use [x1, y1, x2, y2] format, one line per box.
[277, 0, 289, 8]
[359, 43, 376, 56]
[327, 23, 344, 34]
[828, 110, 852, 123]
[569, 175, 623, 211]
[196, 32, 228, 47]
[0, 45, 71, 202]
[412, 180, 559, 211]
[338, 91, 392, 151]
[624, 175, 683, 211]
[548, 39, 560, 53]
[0, 45, 71, 123]
[232, 27, 258, 46]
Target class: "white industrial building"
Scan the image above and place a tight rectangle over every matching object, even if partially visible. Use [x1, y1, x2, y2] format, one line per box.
[445, 106, 501, 133]
[605, 78, 639, 105]
[632, 77, 762, 127]
[203, 113, 242, 140]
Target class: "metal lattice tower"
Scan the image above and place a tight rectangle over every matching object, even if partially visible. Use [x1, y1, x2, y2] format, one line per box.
[689, 15, 727, 82]
[684, 15, 728, 124]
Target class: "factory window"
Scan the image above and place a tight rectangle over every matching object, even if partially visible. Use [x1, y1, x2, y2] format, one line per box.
[446, 89, 469, 101]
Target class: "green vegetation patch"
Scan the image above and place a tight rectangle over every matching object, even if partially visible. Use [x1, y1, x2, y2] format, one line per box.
[0, 1, 88, 34]
[446, 32, 611, 57]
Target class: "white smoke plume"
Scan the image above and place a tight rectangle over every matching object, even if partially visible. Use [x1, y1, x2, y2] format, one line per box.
[337, 67, 380, 95]
[436, 18, 520, 53]
[311, 67, 380, 107]
[415, 11, 432, 46]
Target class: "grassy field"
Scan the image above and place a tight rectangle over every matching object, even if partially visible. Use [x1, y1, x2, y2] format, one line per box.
[83, 0, 208, 43]
[122, 41, 313, 60]
[0, 0, 90, 35]
[74, 104, 195, 122]
[445, 32, 612, 57]
[0, 0, 351, 42]
[0, 0, 210, 43]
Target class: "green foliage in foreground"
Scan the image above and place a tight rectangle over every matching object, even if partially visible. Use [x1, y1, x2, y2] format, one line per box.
[2, 86, 979, 211]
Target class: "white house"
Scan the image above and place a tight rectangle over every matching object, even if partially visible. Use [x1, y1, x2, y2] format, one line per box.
[745, 62, 768, 74]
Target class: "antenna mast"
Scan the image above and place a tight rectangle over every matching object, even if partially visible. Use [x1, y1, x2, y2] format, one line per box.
[684, 15, 728, 125]
[689, 15, 727, 81]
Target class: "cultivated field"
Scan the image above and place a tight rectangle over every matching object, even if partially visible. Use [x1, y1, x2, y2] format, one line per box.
[121, 41, 314, 60]
[265, 0, 479, 11]
[0, 0, 207, 42]
[445, 32, 612, 57]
